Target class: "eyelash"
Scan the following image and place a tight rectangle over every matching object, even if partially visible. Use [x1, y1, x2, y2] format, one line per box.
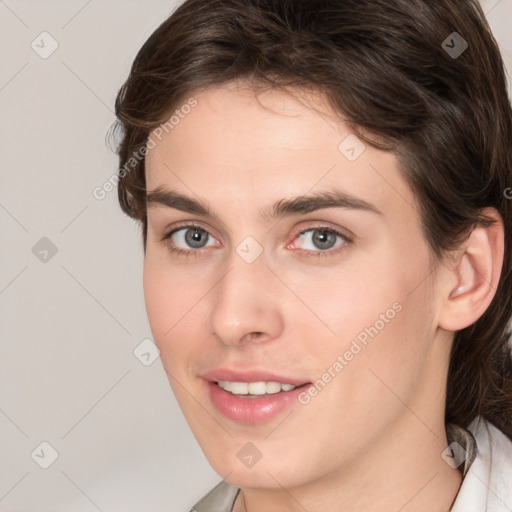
[161, 224, 352, 259]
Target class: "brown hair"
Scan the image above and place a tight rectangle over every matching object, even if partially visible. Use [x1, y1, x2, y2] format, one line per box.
[111, 0, 512, 439]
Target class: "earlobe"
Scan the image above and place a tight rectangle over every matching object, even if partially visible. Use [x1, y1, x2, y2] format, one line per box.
[439, 208, 504, 332]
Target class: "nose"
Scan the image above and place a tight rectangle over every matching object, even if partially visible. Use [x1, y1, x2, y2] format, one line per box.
[208, 253, 284, 347]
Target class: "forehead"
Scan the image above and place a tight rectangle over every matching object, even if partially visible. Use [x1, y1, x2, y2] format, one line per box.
[146, 83, 344, 169]
[144, 83, 417, 220]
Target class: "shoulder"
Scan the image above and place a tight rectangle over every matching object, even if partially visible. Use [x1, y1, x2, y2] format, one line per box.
[451, 416, 512, 512]
[188, 479, 240, 512]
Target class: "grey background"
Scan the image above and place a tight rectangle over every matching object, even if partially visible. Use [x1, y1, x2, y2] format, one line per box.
[1, 1, 511, 511]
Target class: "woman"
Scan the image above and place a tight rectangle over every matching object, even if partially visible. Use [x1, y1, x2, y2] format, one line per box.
[111, 0, 512, 510]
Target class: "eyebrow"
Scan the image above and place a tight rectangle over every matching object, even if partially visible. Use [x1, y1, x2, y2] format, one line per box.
[146, 186, 383, 221]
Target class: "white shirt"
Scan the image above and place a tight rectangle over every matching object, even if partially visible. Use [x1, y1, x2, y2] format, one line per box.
[451, 416, 512, 511]
[189, 416, 512, 512]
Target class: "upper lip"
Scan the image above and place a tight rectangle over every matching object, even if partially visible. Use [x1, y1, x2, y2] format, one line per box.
[202, 368, 310, 386]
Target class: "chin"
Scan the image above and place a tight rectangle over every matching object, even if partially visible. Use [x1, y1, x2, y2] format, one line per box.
[207, 451, 311, 490]
[223, 466, 294, 490]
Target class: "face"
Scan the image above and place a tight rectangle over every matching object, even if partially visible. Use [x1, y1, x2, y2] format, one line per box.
[143, 83, 447, 490]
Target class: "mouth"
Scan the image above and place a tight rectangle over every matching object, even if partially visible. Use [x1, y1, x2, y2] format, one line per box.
[214, 380, 310, 398]
[202, 370, 313, 424]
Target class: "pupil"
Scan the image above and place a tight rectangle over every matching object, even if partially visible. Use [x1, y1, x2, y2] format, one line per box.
[186, 228, 207, 248]
[313, 230, 336, 250]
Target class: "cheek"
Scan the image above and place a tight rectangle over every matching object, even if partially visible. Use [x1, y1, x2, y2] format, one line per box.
[143, 259, 176, 340]
[298, 242, 434, 384]
[309, 259, 435, 420]
[142, 255, 206, 362]
[282, 251, 405, 344]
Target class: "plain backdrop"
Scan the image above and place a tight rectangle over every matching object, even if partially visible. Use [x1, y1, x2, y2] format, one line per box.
[1, 1, 511, 511]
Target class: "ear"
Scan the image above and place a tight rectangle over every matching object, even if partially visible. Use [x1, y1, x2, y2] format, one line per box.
[438, 207, 504, 332]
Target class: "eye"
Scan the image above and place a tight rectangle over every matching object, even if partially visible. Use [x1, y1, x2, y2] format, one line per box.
[161, 224, 350, 258]
[163, 225, 218, 254]
[289, 226, 350, 255]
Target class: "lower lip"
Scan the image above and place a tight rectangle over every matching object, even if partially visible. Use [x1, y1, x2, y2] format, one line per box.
[206, 380, 311, 424]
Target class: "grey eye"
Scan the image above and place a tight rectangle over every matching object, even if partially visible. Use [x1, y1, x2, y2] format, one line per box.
[297, 229, 344, 251]
[170, 227, 215, 250]
[311, 230, 337, 250]
[184, 228, 209, 248]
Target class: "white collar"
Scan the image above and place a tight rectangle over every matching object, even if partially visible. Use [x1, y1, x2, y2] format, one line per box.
[451, 416, 512, 511]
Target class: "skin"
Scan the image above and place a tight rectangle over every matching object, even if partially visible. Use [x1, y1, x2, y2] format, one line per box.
[143, 82, 504, 512]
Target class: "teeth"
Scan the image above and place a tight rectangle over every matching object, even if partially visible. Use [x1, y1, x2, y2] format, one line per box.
[217, 380, 298, 395]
